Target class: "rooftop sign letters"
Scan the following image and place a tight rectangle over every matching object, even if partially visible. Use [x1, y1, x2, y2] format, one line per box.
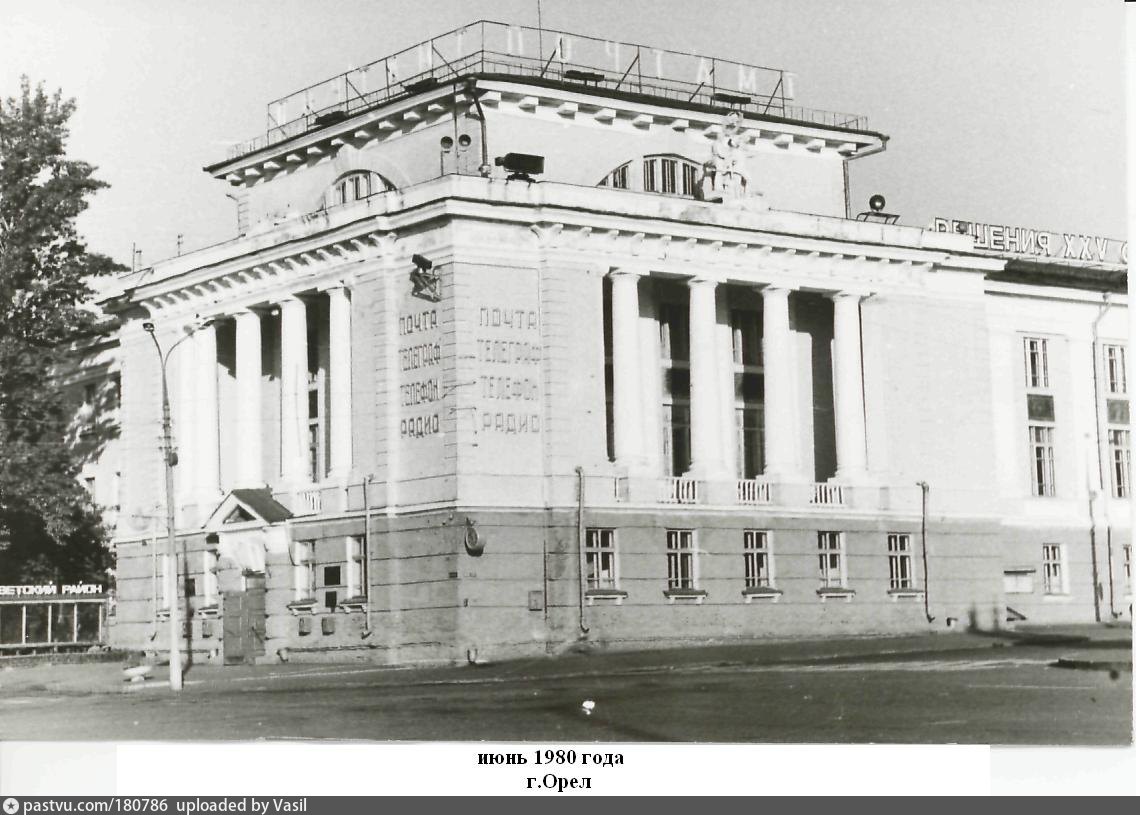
[0, 583, 105, 597]
[930, 218, 1128, 264]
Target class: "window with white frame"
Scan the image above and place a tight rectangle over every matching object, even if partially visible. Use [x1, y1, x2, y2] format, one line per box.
[293, 540, 316, 602]
[817, 531, 846, 589]
[887, 533, 914, 590]
[1029, 425, 1056, 497]
[1105, 345, 1127, 395]
[1003, 569, 1034, 594]
[346, 536, 368, 600]
[1042, 544, 1065, 595]
[743, 530, 773, 589]
[597, 162, 630, 190]
[1024, 337, 1049, 389]
[1109, 428, 1131, 499]
[328, 170, 394, 207]
[666, 529, 697, 590]
[1123, 544, 1132, 590]
[585, 528, 618, 591]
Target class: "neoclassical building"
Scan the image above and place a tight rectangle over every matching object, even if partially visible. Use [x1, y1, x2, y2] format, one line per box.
[98, 22, 1130, 664]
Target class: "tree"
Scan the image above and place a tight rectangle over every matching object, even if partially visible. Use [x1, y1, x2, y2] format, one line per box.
[0, 78, 124, 583]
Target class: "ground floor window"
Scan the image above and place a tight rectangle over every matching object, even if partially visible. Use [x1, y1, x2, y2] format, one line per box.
[1042, 544, 1065, 595]
[743, 530, 772, 588]
[887, 533, 914, 590]
[346, 536, 368, 600]
[1109, 428, 1131, 498]
[666, 529, 697, 589]
[817, 532, 846, 588]
[293, 541, 316, 602]
[585, 528, 618, 591]
[1003, 569, 1034, 594]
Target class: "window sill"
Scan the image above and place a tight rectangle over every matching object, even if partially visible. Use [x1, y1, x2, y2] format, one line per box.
[195, 604, 221, 619]
[817, 587, 855, 602]
[585, 589, 628, 605]
[663, 588, 707, 604]
[887, 589, 924, 601]
[742, 587, 782, 603]
[287, 599, 318, 615]
[337, 596, 369, 612]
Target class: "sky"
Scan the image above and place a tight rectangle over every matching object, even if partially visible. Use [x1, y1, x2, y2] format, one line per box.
[0, 0, 1131, 268]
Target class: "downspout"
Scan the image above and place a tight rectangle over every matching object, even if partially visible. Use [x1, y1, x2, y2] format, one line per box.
[1090, 292, 1113, 620]
[917, 481, 935, 623]
[575, 466, 589, 636]
[466, 78, 491, 175]
[363, 474, 374, 638]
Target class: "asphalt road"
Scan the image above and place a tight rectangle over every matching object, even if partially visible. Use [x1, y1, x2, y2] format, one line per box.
[0, 632, 1132, 744]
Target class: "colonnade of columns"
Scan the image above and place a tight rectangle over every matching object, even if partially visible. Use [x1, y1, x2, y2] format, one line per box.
[608, 270, 868, 483]
[173, 286, 353, 505]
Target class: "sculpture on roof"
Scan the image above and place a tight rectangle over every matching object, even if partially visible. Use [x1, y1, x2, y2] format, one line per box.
[701, 112, 753, 204]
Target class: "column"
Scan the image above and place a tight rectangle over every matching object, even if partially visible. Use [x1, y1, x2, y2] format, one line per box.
[234, 310, 263, 486]
[175, 328, 198, 502]
[279, 296, 309, 485]
[194, 320, 220, 499]
[686, 277, 728, 478]
[761, 286, 796, 479]
[609, 270, 644, 470]
[326, 286, 353, 478]
[832, 291, 868, 482]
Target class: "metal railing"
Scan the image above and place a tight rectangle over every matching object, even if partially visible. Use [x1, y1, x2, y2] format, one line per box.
[227, 20, 868, 160]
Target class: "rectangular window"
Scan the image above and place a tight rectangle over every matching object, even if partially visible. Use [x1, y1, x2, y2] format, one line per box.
[743, 530, 772, 588]
[585, 529, 618, 591]
[1024, 337, 1049, 389]
[660, 158, 677, 194]
[293, 541, 316, 601]
[682, 163, 699, 197]
[887, 534, 914, 590]
[658, 302, 689, 362]
[611, 164, 629, 189]
[666, 529, 696, 589]
[1109, 429, 1131, 498]
[1003, 570, 1034, 594]
[1105, 345, 1127, 395]
[662, 403, 691, 478]
[730, 310, 762, 367]
[1123, 544, 1132, 587]
[817, 532, 846, 589]
[1042, 544, 1065, 595]
[1029, 425, 1056, 496]
[346, 536, 368, 600]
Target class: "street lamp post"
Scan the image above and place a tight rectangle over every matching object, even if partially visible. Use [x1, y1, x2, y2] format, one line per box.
[143, 319, 209, 692]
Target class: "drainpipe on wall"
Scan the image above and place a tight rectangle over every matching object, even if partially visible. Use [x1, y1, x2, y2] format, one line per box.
[917, 481, 935, 623]
[466, 78, 491, 175]
[575, 466, 589, 636]
[1089, 292, 1112, 623]
[363, 474, 374, 638]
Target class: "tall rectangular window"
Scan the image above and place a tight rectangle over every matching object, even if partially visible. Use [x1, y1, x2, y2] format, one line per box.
[743, 530, 772, 588]
[1123, 544, 1132, 587]
[585, 529, 618, 591]
[732, 308, 764, 479]
[1105, 345, 1127, 395]
[1109, 428, 1131, 499]
[666, 529, 696, 589]
[346, 536, 368, 600]
[681, 163, 699, 197]
[293, 541, 316, 601]
[660, 299, 691, 477]
[1024, 337, 1049, 389]
[1042, 544, 1065, 595]
[817, 532, 846, 589]
[642, 159, 657, 193]
[1029, 425, 1056, 496]
[658, 302, 689, 362]
[887, 534, 914, 590]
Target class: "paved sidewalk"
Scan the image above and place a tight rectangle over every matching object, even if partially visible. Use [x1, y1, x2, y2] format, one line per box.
[0, 623, 1130, 696]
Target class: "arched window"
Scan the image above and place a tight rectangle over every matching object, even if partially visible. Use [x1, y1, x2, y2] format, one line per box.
[327, 171, 395, 208]
[596, 155, 701, 198]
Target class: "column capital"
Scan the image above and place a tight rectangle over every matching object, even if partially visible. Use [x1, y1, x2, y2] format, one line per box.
[829, 288, 871, 302]
[607, 268, 645, 280]
[318, 279, 354, 294]
[687, 275, 718, 290]
[758, 284, 792, 298]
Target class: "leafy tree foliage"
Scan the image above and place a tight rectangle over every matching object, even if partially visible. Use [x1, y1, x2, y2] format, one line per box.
[0, 78, 123, 583]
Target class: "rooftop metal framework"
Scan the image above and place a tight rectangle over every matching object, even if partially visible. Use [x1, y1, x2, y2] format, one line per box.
[228, 20, 868, 160]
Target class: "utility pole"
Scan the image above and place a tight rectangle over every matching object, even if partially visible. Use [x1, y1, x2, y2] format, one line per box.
[143, 318, 211, 691]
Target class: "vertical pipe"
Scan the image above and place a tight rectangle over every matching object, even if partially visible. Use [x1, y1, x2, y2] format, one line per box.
[918, 481, 934, 623]
[576, 466, 588, 635]
[363, 474, 374, 636]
